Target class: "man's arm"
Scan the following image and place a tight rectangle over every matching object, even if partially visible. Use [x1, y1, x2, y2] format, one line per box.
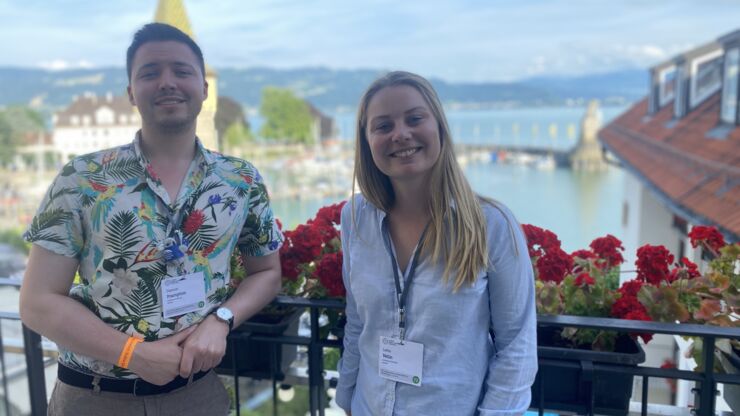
[19, 245, 192, 385]
[178, 251, 281, 377]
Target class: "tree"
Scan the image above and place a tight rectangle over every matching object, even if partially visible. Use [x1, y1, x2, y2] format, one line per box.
[222, 121, 253, 152]
[0, 115, 17, 166]
[216, 96, 252, 151]
[259, 87, 313, 144]
[0, 106, 45, 166]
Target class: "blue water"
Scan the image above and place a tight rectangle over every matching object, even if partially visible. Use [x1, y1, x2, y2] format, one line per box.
[260, 105, 631, 253]
[332, 105, 628, 150]
[252, 105, 628, 150]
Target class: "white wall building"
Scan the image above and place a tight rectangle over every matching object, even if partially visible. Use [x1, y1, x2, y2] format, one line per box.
[52, 92, 140, 162]
[600, 28, 740, 412]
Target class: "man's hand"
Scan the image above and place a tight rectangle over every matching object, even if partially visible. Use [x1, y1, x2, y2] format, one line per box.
[178, 314, 230, 378]
[128, 325, 197, 385]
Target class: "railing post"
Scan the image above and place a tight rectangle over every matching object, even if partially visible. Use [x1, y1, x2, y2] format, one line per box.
[0, 323, 12, 416]
[22, 324, 47, 416]
[695, 336, 716, 416]
[308, 307, 325, 416]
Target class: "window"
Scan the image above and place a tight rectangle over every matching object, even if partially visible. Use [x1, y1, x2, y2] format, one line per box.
[659, 66, 676, 107]
[690, 50, 723, 108]
[622, 201, 629, 227]
[721, 48, 740, 124]
[95, 106, 114, 125]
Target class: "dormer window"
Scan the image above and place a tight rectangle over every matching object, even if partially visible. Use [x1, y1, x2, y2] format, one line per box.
[690, 49, 723, 109]
[71, 115, 80, 126]
[95, 106, 114, 125]
[658, 66, 676, 107]
[721, 48, 739, 124]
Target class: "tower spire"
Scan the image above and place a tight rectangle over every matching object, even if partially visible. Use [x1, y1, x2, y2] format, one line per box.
[154, 0, 194, 39]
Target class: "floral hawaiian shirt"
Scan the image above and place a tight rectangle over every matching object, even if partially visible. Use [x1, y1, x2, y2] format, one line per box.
[24, 134, 283, 378]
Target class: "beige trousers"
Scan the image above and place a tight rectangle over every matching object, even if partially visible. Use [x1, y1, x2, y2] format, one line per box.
[47, 370, 230, 416]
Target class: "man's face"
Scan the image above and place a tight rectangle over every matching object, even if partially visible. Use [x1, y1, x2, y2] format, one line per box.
[127, 41, 208, 134]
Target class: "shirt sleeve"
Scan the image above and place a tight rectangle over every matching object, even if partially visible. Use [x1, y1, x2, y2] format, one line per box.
[23, 161, 85, 258]
[236, 167, 283, 256]
[478, 203, 538, 415]
[335, 199, 361, 411]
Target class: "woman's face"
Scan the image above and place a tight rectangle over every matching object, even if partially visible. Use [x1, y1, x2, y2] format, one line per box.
[364, 85, 441, 186]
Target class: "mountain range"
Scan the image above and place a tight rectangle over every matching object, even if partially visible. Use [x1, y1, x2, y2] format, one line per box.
[0, 66, 648, 112]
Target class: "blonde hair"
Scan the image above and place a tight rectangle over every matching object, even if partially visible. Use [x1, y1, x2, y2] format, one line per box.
[353, 71, 488, 291]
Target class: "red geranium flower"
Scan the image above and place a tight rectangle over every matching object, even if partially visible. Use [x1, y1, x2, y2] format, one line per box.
[522, 224, 561, 258]
[571, 249, 596, 260]
[669, 257, 701, 281]
[635, 244, 674, 285]
[311, 201, 346, 228]
[589, 234, 625, 269]
[688, 225, 726, 252]
[574, 272, 595, 286]
[611, 279, 653, 343]
[536, 247, 573, 283]
[313, 251, 345, 297]
[286, 224, 323, 263]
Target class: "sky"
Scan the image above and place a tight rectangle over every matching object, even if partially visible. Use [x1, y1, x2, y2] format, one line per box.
[1, 0, 738, 82]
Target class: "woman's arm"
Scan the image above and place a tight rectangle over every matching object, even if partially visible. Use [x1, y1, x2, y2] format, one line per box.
[478, 205, 538, 415]
[335, 202, 362, 412]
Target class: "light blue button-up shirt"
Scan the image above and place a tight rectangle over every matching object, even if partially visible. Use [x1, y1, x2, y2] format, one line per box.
[336, 195, 537, 416]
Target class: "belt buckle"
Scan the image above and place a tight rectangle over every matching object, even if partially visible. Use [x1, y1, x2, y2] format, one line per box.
[132, 377, 141, 397]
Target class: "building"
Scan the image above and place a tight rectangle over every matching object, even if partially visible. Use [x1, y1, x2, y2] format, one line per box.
[599, 29, 739, 410]
[306, 102, 338, 145]
[52, 92, 141, 162]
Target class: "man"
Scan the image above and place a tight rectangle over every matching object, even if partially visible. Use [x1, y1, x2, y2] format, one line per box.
[19, 23, 282, 415]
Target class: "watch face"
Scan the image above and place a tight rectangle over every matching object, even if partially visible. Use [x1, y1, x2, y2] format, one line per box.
[217, 308, 233, 321]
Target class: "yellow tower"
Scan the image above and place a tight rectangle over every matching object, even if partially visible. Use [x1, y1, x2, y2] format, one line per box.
[154, 0, 219, 151]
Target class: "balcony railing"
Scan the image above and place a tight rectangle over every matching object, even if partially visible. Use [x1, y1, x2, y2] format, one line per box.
[2, 285, 739, 416]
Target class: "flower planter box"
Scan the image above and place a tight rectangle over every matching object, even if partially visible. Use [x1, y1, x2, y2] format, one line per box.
[531, 328, 646, 415]
[216, 308, 302, 380]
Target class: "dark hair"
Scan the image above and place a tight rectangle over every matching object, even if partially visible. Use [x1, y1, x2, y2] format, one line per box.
[126, 23, 205, 81]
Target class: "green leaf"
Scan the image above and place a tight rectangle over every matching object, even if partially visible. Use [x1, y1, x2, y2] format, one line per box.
[638, 285, 690, 322]
[104, 211, 141, 260]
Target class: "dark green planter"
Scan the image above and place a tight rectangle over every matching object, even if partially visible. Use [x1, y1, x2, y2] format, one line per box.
[531, 328, 646, 415]
[216, 308, 302, 380]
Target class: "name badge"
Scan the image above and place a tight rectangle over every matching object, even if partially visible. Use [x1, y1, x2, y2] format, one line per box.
[162, 272, 206, 319]
[378, 336, 424, 386]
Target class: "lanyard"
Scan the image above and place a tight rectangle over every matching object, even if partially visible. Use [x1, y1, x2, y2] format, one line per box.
[381, 218, 430, 341]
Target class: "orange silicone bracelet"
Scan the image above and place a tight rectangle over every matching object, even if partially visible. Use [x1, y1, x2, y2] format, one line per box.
[117, 336, 142, 369]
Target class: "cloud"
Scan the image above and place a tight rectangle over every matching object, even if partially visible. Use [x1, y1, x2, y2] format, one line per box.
[37, 60, 96, 71]
[1, 0, 739, 82]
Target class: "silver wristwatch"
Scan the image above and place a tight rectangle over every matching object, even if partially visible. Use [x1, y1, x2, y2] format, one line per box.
[214, 307, 234, 331]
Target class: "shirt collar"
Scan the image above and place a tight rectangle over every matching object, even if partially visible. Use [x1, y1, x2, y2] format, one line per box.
[132, 130, 216, 169]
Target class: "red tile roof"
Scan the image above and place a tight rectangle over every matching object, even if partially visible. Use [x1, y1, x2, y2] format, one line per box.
[599, 92, 740, 241]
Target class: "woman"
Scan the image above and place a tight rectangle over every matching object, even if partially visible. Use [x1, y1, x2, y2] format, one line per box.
[335, 71, 537, 416]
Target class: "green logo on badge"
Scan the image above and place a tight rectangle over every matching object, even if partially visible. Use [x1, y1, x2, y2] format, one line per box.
[198, 301, 205, 308]
[412, 376, 420, 384]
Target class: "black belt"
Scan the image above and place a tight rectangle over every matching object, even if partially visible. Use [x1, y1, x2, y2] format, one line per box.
[57, 363, 209, 396]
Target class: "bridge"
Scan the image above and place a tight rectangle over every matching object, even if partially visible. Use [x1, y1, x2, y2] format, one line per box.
[456, 143, 574, 167]
[455, 100, 608, 171]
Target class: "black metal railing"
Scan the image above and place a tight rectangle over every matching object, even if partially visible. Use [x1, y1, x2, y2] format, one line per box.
[536, 314, 740, 416]
[0, 277, 49, 416]
[5, 293, 740, 416]
[225, 297, 740, 416]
